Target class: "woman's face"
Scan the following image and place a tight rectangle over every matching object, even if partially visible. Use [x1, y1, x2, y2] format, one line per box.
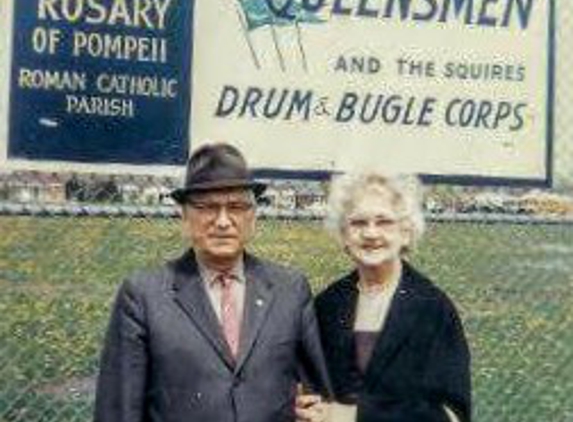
[342, 186, 409, 268]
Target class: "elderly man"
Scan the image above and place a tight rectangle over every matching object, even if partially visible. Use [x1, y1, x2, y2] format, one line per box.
[94, 142, 331, 422]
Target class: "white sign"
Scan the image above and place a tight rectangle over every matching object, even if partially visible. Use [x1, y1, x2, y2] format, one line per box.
[190, 0, 554, 185]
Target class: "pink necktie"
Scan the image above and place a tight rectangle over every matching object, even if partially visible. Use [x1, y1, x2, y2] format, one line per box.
[216, 273, 240, 358]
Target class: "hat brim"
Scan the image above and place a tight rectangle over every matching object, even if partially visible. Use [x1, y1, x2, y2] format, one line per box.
[170, 180, 266, 204]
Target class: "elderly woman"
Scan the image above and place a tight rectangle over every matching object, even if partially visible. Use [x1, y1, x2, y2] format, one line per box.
[297, 171, 471, 422]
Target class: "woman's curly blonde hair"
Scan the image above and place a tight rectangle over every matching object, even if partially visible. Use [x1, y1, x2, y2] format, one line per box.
[324, 170, 425, 255]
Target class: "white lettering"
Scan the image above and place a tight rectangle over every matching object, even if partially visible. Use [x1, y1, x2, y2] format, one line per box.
[36, 0, 173, 30]
[38, 0, 60, 21]
[154, 0, 172, 30]
[18, 68, 87, 92]
[108, 0, 133, 27]
[72, 30, 168, 63]
[66, 94, 135, 117]
[60, 0, 83, 22]
[85, 0, 108, 24]
[96, 73, 178, 98]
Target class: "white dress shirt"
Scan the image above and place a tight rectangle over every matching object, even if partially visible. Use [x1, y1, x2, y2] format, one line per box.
[198, 260, 246, 322]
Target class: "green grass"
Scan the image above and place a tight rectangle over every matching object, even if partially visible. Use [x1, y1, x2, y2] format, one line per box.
[1, 216, 573, 421]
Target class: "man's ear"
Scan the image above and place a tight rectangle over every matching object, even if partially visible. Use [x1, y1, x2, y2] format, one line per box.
[179, 206, 193, 243]
[180, 204, 190, 220]
[246, 212, 257, 239]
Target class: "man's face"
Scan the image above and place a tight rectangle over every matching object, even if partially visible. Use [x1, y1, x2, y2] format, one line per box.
[182, 188, 256, 269]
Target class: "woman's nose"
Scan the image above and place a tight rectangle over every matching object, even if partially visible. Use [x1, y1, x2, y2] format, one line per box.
[362, 221, 382, 237]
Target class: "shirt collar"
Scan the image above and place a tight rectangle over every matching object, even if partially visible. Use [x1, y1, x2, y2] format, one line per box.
[197, 258, 246, 287]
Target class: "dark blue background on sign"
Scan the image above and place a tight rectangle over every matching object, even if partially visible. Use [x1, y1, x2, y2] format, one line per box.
[9, 0, 192, 165]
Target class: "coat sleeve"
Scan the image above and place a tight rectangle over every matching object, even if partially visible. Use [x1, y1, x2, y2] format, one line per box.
[421, 299, 472, 422]
[94, 278, 149, 422]
[296, 276, 334, 398]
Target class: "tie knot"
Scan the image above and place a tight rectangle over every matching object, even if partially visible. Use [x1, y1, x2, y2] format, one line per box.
[215, 273, 235, 288]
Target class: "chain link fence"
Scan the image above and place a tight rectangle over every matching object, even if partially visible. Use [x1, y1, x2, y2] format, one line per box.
[4, 176, 573, 422]
[2, 5, 573, 422]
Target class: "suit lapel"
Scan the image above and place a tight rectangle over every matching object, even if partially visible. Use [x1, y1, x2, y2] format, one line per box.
[235, 254, 275, 373]
[364, 263, 424, 386]
[171, 251, 236, 370]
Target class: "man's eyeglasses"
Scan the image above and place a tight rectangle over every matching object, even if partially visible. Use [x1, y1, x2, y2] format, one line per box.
[188, 200, 254, 219]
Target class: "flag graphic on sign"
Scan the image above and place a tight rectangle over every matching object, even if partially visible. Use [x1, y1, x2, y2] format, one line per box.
[234, 0, 324, 71]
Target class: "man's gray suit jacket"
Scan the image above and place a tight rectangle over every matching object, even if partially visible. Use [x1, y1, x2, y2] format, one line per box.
[94, 250, 331, 422]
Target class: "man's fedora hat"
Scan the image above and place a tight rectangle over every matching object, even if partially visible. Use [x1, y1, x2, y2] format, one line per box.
[170, 143, 266, 204]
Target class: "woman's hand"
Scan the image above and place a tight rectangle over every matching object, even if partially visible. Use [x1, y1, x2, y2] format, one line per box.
[295, 392, 329, 422]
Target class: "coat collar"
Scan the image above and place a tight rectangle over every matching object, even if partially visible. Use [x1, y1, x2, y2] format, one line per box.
[332, 261, 427, 384]
[235, 254, 275, 372]
[170, 250, 275, 373]
[363, 262, 426, 384]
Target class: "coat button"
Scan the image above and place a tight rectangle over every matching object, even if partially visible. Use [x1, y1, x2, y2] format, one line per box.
[233, 375, 244, 387]
[189, 392, 202, 407]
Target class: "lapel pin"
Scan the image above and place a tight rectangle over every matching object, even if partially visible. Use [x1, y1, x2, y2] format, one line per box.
[256, 298, 264, 307]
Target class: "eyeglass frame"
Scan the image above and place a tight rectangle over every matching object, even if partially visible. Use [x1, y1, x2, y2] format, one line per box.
[344, 214, 406, 233]
[186, 199, 255, 221]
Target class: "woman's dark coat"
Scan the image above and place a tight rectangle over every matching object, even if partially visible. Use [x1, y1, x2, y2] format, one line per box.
[315, 261, 471, 422]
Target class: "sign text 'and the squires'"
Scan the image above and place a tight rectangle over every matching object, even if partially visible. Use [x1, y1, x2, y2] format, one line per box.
[213, 0, 533, 133]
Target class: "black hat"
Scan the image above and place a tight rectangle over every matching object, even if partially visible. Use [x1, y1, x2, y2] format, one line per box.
[170, 143, 266, 204]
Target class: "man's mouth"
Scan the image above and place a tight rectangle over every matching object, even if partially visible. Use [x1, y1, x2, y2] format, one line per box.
[210, 235, 237, 241]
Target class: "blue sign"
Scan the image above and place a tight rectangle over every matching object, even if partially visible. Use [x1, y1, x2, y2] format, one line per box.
[9, 0, 192, 165]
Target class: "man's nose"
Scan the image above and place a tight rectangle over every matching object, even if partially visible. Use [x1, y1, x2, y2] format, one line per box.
[214, 206, 232, 228]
